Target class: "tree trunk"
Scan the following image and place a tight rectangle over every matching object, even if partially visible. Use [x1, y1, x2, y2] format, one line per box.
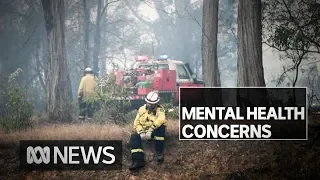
[237, 0, 265, 87]
[93, 0, 102, 75]
[36, 42, 47, 94]
[99, 0, 109, 77]
[100, 25, 107, 76]
[83, 0, 90, 69]
[41, 0, 72, 122]
[202, 0, 220, 87]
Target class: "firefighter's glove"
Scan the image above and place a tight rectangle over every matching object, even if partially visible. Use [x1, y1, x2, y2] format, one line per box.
[139, 132, 147, 141]
[145, 128, 153, 141]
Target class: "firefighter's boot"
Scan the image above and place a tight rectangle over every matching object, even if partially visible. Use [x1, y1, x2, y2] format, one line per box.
[129, 160, 145, 171]
[153, 152, 164, 163]
[129, 152, 145, 171]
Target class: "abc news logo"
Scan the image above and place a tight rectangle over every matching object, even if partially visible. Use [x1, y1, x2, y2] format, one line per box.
[20, 140, 122, 170]
[26, 146, 115, 164]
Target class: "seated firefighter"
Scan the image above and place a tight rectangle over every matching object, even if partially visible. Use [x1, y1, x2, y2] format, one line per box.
[77, 67, 98, 121]
[129, 91, 167, 171]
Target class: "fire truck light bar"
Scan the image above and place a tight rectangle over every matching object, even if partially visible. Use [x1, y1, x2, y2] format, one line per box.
[158, 54, 168, 60]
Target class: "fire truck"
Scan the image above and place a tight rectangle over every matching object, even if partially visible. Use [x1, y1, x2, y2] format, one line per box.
[108, 54, 204, 108]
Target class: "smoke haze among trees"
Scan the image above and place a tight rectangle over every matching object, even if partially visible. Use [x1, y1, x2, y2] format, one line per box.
[0, 0, 319, 121]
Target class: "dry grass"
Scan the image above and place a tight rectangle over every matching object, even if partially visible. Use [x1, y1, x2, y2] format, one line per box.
[0, 119, 320, 179]
[0, 119, 179, 145]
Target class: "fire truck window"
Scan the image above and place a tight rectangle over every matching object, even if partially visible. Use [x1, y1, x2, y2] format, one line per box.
[139, 64, 169, 69]
[139, 65, 152, 69]
[158, 64, 169, 69]
[176, 64, 190, 79]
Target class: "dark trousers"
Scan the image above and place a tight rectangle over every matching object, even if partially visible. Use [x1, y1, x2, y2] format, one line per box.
[79, 100, 94, 118]
[129, 125, 166, 161]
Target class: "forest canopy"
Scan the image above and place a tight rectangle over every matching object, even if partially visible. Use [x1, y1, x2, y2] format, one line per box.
[0, 0, 319, 126]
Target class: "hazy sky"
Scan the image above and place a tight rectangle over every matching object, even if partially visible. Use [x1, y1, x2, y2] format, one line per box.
[106, 0, 317, 87]
[136, 0, 287, 86]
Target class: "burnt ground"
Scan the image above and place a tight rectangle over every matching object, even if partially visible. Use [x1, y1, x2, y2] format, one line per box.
[0, 119, 320, 180]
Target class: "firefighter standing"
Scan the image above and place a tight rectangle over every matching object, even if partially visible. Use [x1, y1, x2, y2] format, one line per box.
[78, 67, 98, 120]
[129, 91, 167, 171]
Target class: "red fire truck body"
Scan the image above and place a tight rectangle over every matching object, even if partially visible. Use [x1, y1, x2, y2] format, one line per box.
[110, 55, 204, 106]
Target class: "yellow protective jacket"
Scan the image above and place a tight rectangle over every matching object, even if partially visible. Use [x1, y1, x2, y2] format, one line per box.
[134, 104, 167, 134]
[78, 74, 98, 101]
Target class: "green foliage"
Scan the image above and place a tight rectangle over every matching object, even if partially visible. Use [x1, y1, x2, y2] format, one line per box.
[273, 27, 308, 51]
[0, 68, 33, 132]
[263, 0, 320, 87]
[273, 27, 293, 49]
[86, 75, 133, 124]
[264, 0, 320, 52]
[84, 74, 180, 124]
[162, 103, 178, 119]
